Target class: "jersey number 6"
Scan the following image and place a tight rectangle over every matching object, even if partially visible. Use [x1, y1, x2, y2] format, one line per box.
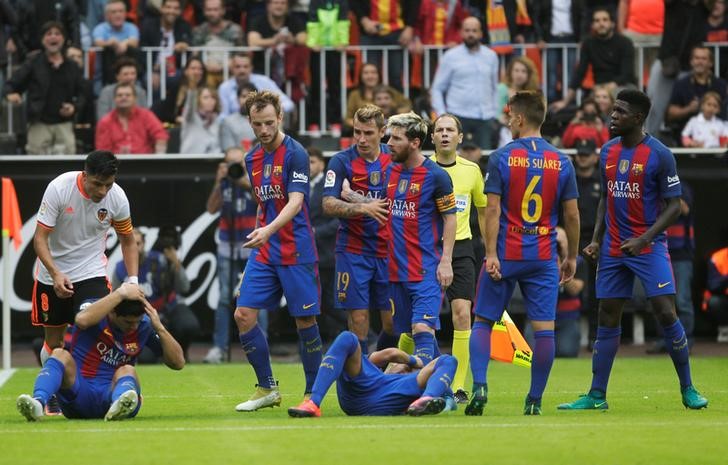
[521, 175, 543, 223]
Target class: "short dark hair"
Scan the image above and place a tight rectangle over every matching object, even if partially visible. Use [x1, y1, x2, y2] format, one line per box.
[114, 299, 145, 317]
[307, 146, 325, 163]
[41, 21, 66, 40]
[592, 7, 613, 22]
[508, 90, 546, 127]
[237, 82, 257, 97]
[85, 151, 119, 177]
[114, 56, 138, 76]
[616, 89, 651, 120]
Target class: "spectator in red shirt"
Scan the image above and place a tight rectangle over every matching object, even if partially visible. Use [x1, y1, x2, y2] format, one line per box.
[96, 82, 169, 154]
[561, 98, 609, 148]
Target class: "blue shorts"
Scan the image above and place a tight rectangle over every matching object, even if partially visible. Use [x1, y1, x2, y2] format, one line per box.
[596, 246, 676, 299]
[334, 252, 390, 311]
[336, 371, 422, 416]
[390, 280, 443, 334]
[237, 259, 321, 316]
[474, 259, 559, 322]
[57, 373, 141, 419]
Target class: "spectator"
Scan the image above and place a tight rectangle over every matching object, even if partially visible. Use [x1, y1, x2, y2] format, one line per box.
[344, 62, 411, 130]
[681, 91, 728, 148]
[372, 84, 397, 119]
[97, 57, 149, 121]
[411, 0, 468, 80]
[617, 0, 664, 81]
[706, 0, 728, 77]
[139, 0, 193, 90]
[65, 46, 95, 153]
[561, 98, 610, 147]
[666, 46, 728, 141]
[217, 53, 294, 118]
[95, 82, 169, 154]
[93, 0, 140, 86]
[11, 0, 79, 57]
[191, 0, 244, 89]
[431, 16, 498, 149]
[152, 56, 207, 124]
[703, 230, 728, 343]
[550, 8, 636, 113]
[496, 55, 539, 122]
[352, 0, 420, 91]
[592, 83, 615, 125]
[220, 82, 256, 151]
[180, 86, 222, 153]
[112, 227, 200, 363]
[4, 21, 84, 155]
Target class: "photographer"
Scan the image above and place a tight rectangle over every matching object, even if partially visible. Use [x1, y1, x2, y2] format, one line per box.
[561, 98, 610, 148]
[203, 147, 265, 364]
[112, 227, 200, 363]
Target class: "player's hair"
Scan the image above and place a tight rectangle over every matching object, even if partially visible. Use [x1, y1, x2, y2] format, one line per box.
[701, 90, 722, 107]
[354, 104, 386, 128]
[508, 90, 546, 127]
[387, 111, 429, 148]
[433, 113, 463, 135]
[113, 56, 138, 76]
[616, 89, 651, 120]
[40, 21, 66, 40]
[85, 151, 119, 177]
[114, 299, 145, 317]
[244, 90, 282, 117]
[114, 81, 137, 97]
[307, 146, 325, 162]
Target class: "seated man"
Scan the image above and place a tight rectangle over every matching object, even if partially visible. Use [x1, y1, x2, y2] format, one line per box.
[96, 57, 149, 121]
[288, 331, 458, 417]
[17, 283, 185, 422]
[92, 0, 140, 86]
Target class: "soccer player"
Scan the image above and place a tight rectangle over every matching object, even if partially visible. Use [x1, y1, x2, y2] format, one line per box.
[16, 283, 185, 421]
[558, 89, 708, 411]
[429, 113, 487, 404]
[32, 150, 139, 413]
[386, 112, 457, 366]
[233, 90, 323, 412]
[466, 91, 580, 416]
[287, 331, 458, 417]
[322, 104, 396, 354]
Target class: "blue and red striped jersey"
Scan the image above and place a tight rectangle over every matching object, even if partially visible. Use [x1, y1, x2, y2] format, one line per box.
[245, 135, 318, 265]
[600, 135, 682, 257]
[322, 144, 392, 257]
[385, 157, 456, 282]
[70, 315, 157, 383]
[486, 137, 578, 261]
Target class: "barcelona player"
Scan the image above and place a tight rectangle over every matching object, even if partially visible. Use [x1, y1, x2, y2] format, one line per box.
[16, 283, 185, 421]
[322, 104, 397, 354]
[558, 90, 708, 410]
[287, 331, 458, 417]
[234, 91, 322, 412]
[467, 91, 580, 416]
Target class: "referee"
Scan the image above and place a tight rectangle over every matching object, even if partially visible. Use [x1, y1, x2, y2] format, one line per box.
[430, 114, 487, 404]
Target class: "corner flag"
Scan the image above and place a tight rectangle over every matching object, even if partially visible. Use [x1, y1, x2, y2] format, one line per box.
[2, 177, 22, 250]
[490, 310, 532, 368]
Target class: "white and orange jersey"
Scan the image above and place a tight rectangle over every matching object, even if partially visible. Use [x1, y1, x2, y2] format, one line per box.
[35, 171, 133, 285]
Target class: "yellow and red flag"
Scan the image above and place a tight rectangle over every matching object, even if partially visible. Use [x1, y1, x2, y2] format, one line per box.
[2, 177, 22, 250]
[490, 310, 532, 367]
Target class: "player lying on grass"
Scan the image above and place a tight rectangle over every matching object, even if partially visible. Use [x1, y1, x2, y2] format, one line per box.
[17, 283, 185, 421]
[288, 331, 458, 417]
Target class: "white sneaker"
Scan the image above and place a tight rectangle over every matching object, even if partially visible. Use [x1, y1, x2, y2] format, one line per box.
[235, 386, 282, 412]
[203, 346, 224, 364]
[104, 390, 139, 421]
[717, 326, 728, 343]
[17, 394, 44, 421]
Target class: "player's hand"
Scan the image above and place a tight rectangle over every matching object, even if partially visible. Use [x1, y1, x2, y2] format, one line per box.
[582, 241, 600, 262]
[437, 259, 453, 288]
[142, 299, 164, 332]
[363, 199, 389, 224]
[52, 272, 74, 298]
[243, 226, 273, 249]
[620, 236, 649, 256]
[116, 282, 144, 301]
[341, 178, 352, 200]
[485, 255, 502, 281]
[559, 257, 577, 285]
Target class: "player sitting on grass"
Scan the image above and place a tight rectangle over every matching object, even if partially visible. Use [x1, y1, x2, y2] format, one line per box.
[17, 283, 185, 421]
[288, 331, 458, 417]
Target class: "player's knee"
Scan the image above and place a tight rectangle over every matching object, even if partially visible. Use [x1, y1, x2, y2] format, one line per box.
[50, 348, 72, 364]
[234, 307, 256, 331]
[114, 364, 137, 379]
[436, 354, 458, 371]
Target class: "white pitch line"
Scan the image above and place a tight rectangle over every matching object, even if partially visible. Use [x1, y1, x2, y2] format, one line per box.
[0, 369, 16, 389]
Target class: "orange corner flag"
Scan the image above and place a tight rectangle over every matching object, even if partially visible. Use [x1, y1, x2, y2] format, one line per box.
[2, 177, 23, 250]
[490, 310, 532, 368]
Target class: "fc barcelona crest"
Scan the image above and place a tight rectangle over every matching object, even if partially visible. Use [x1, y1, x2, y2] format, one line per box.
[264, 164, 272, 178]
[397, 179, 408, 194]
[409, 183, 421, 195]
[619, 160, 629, 174]
[370, 171, 381, 186]
[273, 165, 283, 177]
[97, 208, 108, 222]
[632, 163, 643, 176]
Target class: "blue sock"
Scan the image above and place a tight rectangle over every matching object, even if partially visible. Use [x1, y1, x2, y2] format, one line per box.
[528, 330, 555, 401]
[239, 325, 275, 389]
[413, 332, 436, 365]
[422, 355, 458, 397]
[33, 357, 64, 406]
[663, 320, 693, 388]
[310, 332, 359, 406]
[469, 321, 492, 387]
[359, 338, 369, 355]
[376, 330, 399, 351]
[297, 324, 323, 394]
[112, 375, 139, 402]
[590, 326, 622, 396]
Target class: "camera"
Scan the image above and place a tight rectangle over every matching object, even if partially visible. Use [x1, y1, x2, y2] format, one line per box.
[154, 225, 182, 251]
[227, 162, 245, 180]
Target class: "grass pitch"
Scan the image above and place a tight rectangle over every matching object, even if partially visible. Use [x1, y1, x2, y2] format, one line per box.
[1, 357, 727, 465]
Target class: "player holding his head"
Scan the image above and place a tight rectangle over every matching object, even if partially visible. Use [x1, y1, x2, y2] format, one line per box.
[233, 90, 323, 412]
[467, 91, 580, 416]
[17, 283, 185, 421]
[559, 89, 708, 411]
[429, 113, 488, 404]
[322, 104, 397, 354]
